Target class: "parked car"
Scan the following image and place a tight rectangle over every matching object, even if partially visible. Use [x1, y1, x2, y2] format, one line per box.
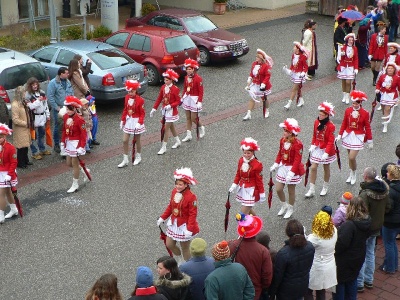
[28, 40, 148, 101]
[125, 8, 249, 65]
[98, 25, 199, 86]
[0, 47, 49, 116]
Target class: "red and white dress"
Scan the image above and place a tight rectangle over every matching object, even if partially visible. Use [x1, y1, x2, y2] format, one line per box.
[338, 107, 372, 150]
[368, 33, 388, 61]
[337, 44, 358, 80]
[274, 138, 305, 184]
[62, 113, 87, 157]
[153, 83, 180, 123]
[0, 142, 17, 188]
[382, 52, 400, 69]
[310, 119, 336, 164]
[375, 73, 400, 106]
[160, 188, 199, 242]
[120, 94, 146, 134]
[247, 61, 272, 101]
[232, 157, 265, 206]
[181, 73, 204, 112]
[290, 53, 308, 83]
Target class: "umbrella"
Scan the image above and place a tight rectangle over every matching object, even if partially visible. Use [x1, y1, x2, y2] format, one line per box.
[268, 171, 274, 209]
[296, 79, 303, 105]
[335, 141, 342, 171]
[131, 129, 136, 164]
[159, 225, 173, 257]
[77, 156, 92, 181]
[224, 192, 231, 233]
[9, 183, 23, 218]
[304, 153, 311, 187]
[262, 93, 267, 118]
[160, 109, 166, 142]
[338, 10, 365, 22]
[370, 93, 378, 122]
[196, 107, 200, 141]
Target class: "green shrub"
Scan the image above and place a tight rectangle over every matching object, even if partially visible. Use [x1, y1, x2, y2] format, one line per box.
[61, 25, 83, 40]
[141, 3, 156, 16]
[89, 25, 112, 39]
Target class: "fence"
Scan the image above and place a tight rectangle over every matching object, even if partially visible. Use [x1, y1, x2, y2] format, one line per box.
[56, 15, 87, 42]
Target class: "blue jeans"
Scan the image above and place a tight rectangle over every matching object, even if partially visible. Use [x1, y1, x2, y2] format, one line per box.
[30, 126, 45, 154]
[91, 115, 98, 141]
[333, 279, 357, 300]
[357, 236, 376, 287]
[389, 23, 399, 42]
[382, 225, 400, 273]
[52, 107, 61, 146]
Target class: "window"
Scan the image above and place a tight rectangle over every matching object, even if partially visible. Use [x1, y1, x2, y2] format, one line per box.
[148, 16, 168, 28]
[32, 47, 57, 63]
[183, 16, 217, 34]
[55, 49, 77, 66]
[105, 32, 129, 48]
[165, 35, 196, 53]
[167, 17, 183, 31]
[127, 34, 150, 52]
[87, 49, 134, 70]
[2, 62, 47, 90]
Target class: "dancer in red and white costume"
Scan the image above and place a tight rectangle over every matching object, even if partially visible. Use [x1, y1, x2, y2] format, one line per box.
[0, 123, 18, 223]
[282, 41, 308, 109]
[157, 167, 199, 263]
[181, 58, 205, 142]
[336, 90, 373, 185]
[270, 118, 305, 219]
[337, 33, 358, 104]
[61, 96, 88, 193]
[243, 48, 273, 120]
[305, 102, 336, 198]
[150, 69, 181, 155]
[118, 80, 146, 167]
[368, 25, 388, 86]
[228, 137, 265, 215]
[375, 62, 400, 133]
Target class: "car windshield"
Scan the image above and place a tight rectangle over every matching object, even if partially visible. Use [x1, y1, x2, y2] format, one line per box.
[165, 35, 196, 53]
[87, 49, 135, 70]
[2, 62, 47, 90]
[183, 16, 218, 33]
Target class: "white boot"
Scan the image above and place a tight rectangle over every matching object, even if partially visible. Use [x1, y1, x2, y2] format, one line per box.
[171, 137, 181, 149]
[297, 97, 304, 107]
[377, 104, 382, 111]
[264, 108, 270, 118]
[5, 204, 18, 219]
[283, 204, 294, 219]
[382, 123, 388, 133]
[350, 170, 357, 185]
[277, 202, 289, 216]
[345, 93, 350, 104]
[67, 178, 79, 193]
[158, 142, 167, 155]
[284, 100, 292, 110]
[118, 154, 129, 168]
[80, 167, 90, 183]
[243, 110, 251, 120]
[305, 183, 315, 198]
[0, 210, 4, 224]
[133, 153, 141, 165]
[342, 92, 346, 103]
[346, 171, 353, 183]
[176, 255, 185, 266]
[199, 126, 205, 138]
[182, 130, 192, 142]
[320, 182, 329, 196]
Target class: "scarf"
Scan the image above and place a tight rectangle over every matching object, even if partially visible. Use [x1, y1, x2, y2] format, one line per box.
[241, 155, 254, 172]
[317, 116, 329, 131]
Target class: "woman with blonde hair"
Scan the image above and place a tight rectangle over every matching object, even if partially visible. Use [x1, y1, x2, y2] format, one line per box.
[68, 58, 90, 99]
[85, 273, 123, 300]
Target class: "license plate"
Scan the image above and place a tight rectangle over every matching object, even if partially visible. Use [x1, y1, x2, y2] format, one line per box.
[123, 74, 138, 82]
[233, 50, 243, 57]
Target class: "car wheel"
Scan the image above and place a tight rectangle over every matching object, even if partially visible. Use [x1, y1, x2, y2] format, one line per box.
[146, 64, 160, 86]
[199, 47, 211, 66]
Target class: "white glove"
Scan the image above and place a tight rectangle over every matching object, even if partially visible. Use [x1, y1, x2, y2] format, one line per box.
[164, 105, 171, 111]
[157, 217, 165, 227]
[196, 102, 202, 109]
[367, 141, 373, 150]
[270, 162, 279, 172]
[259, 193, 266, 203]
[260, 83, 266, 91]
[282, 65, 292, 76]
[247, 76, 252, 85]
[120, 121, 123, 130]
[4, 174, 11, 182]
[60, 142, 65, 152]
[368, 55, 373, 61]
[335, 135, 341, 142]
[354, 69, 358, 75]
[309, 145, 317, 153]
[150, 108, 156, 118]
[285, 171, 295, 184]
[229, 183, 238, 193]
[245, 86, 250, 90]
[375, 89, 380, 94]
[76, 147, 85, 155]
[134, 122, 141, 130]
[184, 230, 193, 238]
[300, 72, 306, 78]
[321, 153, 329, 161]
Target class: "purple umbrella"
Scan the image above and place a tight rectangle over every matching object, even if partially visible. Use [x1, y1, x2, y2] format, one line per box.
[338, 10, 365, 22]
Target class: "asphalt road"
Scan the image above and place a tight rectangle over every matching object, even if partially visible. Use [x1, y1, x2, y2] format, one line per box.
[1, 13, 399, 300]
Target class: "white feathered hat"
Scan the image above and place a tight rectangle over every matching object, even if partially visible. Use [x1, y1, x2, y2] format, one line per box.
[318, 102, 335, 117]
[279, 118, 301, 135]
[240, 137, 260, 151]
[174, 167, 197, 185]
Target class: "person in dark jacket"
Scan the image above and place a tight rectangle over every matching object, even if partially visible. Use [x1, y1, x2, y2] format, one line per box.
[179, 238, 214, 300]
[381, 164, 400, 274]
[357, 166, 390, 292]
[155, 256, 192, 300]
[333, 197, 371, 300]
[269, 219, 315, 300]
[396, 143, 400, 165]
[381, 162, 396, 184]
[84, 273, 123, 300]
[128, 266, 168, 300]
[334, 17, 348, 62]
[73, 54, 92, 90]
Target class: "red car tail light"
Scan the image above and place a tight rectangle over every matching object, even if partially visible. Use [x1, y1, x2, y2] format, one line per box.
[0, 86, 10, 103]
[102, 73, 115, 86]
[161, 55, 174, 64]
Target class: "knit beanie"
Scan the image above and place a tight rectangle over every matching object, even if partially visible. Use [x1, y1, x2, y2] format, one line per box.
[190, 238, 207, 257]
[341, 192, 353, 205]
[136, 266, 153, 288]
[211, 240, 230, 261]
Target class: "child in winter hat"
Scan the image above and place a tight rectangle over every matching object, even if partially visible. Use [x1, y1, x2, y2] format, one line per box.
[332, 192, 353, 227]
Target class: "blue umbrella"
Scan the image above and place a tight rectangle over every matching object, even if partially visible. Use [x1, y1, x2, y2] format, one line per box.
[338, 10, 365, 22]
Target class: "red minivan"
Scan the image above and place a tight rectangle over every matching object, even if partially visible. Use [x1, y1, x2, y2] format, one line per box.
[99, 25, 199, 85]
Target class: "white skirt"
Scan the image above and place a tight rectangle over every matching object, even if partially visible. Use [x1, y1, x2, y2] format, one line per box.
[235, 185, 255, 206]
[310, 147, 337, 164]
[337, 66, 355, 79]
[181, 95, 202, 112]
[291, 72, 307, 84]
[0, 171, 17, 188]
[65, 139, 85, 157]
[247, 83, 272, 102]
[161, 109, 179, 123]
[380, 92, 397, 106]
[276, 165, 302, 185]
[341, 131, 365, 150]
[123, 117, 146, 135]
[166, 218, 197, 242]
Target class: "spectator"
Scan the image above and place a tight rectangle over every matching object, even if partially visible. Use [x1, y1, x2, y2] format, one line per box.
[333, 197, 371, 300]
[269, 219, 315, 300]
[305, 210, 338, 300]
[47, 67, 73, 154]
[87, 95, 100, 146]
[256, 230, 277, 264]
[128, 266, 168, 300]
[302, 19, 318, 80]
[228, 214, 273, 300]
[179, 238, 215, 300]
[334, 17, 348, 63]
[204, 240, 255, 300]
[0, 95, 9, 125]
[11, 85, 32, 169]
[73, 54, 92, 90]
[357, 166, 390, 292]
[155, 256, 191, 300]
[333, 192, 354, 227]
[84, 273, 123, 300]
[68, 58, 91, 99]
[356, 18, 371, 69]
[79, 98, 92, 153]
[396, 143, 400, 165]
[387, 0, 398, 41]
[381, 162, 396, 183]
